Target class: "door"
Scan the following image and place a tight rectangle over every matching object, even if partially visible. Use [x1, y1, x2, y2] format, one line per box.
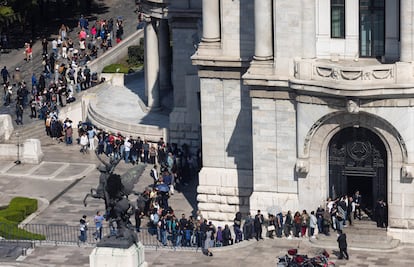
[359, 0, 385, 57]
[329, 127, 387, 216]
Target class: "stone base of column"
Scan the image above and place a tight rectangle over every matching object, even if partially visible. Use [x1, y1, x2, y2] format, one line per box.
[249, 191, 299, 218]
[197, 167, 252, 222]
[243, 59, 276, 84]
[253, 55, 273, 61]
[201, 37, 220, 43]
[89, 242, 147, 267]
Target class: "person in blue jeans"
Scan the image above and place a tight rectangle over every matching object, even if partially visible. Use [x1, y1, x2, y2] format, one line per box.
[94, 211, 104, 240]
[79, 215, 88, 242]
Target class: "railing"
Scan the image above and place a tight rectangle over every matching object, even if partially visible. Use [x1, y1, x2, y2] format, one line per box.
[0, 223, 200, 250]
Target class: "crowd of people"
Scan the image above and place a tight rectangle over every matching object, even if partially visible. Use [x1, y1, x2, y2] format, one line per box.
[128, 188, 384, 258]
[1, 13, 128, 128]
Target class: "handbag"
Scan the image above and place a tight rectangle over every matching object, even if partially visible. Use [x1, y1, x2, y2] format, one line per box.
[267, 225, 275, 231]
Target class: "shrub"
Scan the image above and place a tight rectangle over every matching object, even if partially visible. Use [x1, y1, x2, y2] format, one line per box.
[0, 197, 45, 240]
[127, 40, 144, 66]
[8, 197, 38, 218]
[102, 64, 130, 73]
[0, 217, 45, 240]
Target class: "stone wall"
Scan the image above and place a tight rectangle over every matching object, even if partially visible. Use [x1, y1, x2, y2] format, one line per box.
[169, 24, 201, 151]
[197, 74, 253, 221]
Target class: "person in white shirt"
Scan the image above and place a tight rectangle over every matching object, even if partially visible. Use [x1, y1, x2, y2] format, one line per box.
[124, 137, 132, 164]
[80, 132, 89, 154]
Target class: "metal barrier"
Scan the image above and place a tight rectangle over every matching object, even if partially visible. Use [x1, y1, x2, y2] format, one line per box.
[0, 223, 200, 250]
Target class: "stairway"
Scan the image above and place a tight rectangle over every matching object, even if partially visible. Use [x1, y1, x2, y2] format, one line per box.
[6, 119, 57, 147]
[309, 219, 399, 250]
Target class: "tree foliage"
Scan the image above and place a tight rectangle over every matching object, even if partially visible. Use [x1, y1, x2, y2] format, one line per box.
[0, 0, 38, 30]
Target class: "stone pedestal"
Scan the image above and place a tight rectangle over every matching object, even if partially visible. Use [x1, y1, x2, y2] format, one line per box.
[89, 242, 147, 267]
[22, 139, 43, 164]
[0, 114, 14, 142]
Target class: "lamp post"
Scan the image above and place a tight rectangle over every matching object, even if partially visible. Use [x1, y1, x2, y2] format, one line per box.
[14, 131, 21, 165]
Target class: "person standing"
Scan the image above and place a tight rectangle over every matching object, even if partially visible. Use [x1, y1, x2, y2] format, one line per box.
[150, 164, 158, 187]
[337, 229, 349, 260]
[41, 38, 48, 55]
[254, 210, 264, 241]
[87, 127, 96, 151]
[243, 213, 253, 240]
[348, 196, 356, 226]
[15, 103, 24, 125]
[375, 199, 387, 228]
[222, 224, 232, 246]
[12, 67, 22, 86]
[353, 190, 362, 220]
[301, 210, 310, 237]
[233, 211, 243, 242]
[79, 215, 89, 243]
[94, 211, 104, 240]
[135, 207, 144, 233]
[80, 132, 89, 154]
[1, 66, 10, 84]
[309, 211, 317, 238]
[284, 210, 293, 238]
[124, 137, 132, 164]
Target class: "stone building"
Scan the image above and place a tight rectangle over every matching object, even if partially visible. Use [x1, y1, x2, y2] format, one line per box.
[142, 0, 414, 243]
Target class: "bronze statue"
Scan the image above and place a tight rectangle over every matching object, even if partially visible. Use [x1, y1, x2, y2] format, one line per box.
[84, 151, 145, 248]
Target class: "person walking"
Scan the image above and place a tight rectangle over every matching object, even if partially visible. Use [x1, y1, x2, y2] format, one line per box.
[337, 229, 349, 260]
[254, 210, 264, 241]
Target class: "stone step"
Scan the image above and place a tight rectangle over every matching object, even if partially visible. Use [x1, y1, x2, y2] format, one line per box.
[310, 219, 399, 250]
[309, 234, 400, 250]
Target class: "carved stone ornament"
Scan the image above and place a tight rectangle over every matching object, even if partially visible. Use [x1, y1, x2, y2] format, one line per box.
[296, 159, 309, 174]
[346, 99, 359, 114]
[401, 165, 413, 179]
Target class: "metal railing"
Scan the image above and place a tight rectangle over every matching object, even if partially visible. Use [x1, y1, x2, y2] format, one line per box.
[0, 223, 201, 250]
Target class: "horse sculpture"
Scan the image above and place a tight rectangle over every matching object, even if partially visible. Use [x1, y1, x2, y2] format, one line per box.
[83, 151, 145, 248]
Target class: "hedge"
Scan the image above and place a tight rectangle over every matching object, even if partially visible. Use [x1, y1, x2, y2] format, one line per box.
[0, 197, 45, 240]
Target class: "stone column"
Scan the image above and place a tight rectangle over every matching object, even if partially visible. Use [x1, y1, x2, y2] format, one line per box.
[144, 19, 160, 109]
[254, 0, 273, 60]
[400, 0, 412, 62]
[301, 0, 316, 59]
[202, 0, 220, 42]
[158, 19, 172, 93]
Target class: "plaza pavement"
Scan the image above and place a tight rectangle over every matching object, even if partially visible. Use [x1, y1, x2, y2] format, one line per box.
[0, 129, 413, 267]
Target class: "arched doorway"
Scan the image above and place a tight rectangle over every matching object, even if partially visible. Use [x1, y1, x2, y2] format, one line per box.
[329, 127, 387, 217]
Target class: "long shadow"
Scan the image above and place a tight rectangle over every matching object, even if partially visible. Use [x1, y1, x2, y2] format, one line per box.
[2, 0, 110, 50]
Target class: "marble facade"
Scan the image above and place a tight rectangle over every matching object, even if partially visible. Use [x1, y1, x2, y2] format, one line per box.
[142, 0, 414, 243]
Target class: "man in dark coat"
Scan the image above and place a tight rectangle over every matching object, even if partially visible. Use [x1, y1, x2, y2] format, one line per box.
[337, 229, 349, 260]
[254, 210, 264, 241]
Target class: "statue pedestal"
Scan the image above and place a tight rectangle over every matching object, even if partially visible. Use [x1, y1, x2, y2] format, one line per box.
[89, 242, 147, 267]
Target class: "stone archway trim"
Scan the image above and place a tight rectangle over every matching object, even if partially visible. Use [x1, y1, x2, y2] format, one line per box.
[302, 111, 408, 164]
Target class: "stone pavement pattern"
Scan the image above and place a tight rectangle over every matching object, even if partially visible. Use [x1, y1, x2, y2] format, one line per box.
[4, 238, 414, 267]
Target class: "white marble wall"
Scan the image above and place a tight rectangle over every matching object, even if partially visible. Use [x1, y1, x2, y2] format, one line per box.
[197, 76, 253, 221]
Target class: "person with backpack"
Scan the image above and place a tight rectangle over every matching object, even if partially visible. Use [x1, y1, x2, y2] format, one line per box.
[79, 215, 89, 243]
